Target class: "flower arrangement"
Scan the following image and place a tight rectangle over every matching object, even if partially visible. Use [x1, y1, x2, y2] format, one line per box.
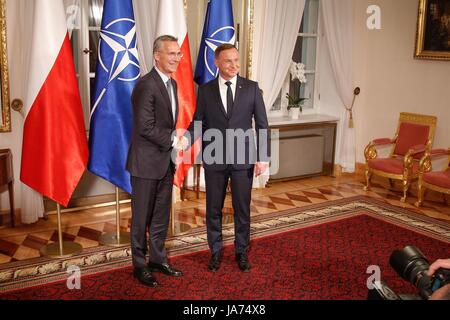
[286, 61, 308, 112]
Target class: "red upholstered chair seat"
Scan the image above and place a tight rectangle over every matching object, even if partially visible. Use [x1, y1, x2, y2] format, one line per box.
[423, 170, 450, 189]
[368, 158, 419, 175]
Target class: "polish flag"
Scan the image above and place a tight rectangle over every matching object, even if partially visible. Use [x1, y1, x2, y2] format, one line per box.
[156, 0, 199, 188]
[20, 0, 89, 207]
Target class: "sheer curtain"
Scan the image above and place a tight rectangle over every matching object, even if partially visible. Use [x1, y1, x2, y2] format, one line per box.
[321, 0, 355, 172]
[253, 0, 306, 109]
[133, 0, 159, 74]
[64, 0, 81, 37]
[251, 0, 305, 187]
[6, 0, 45, 224]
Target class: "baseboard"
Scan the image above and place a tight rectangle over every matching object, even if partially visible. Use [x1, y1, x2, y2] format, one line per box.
[355, 162, 366, 176]
[0, 209, 20, 228]
[332, 163, 365, 178]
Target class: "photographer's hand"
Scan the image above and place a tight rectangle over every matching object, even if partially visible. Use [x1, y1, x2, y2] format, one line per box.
[428, 258, 450, 276]
[430, 283, 450, 300]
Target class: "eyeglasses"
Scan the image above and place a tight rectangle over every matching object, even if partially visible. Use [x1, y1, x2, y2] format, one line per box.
[164, 52, 184, 59]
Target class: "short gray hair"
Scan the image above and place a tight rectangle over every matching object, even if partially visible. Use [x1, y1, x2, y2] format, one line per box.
[153, 35, 178, 53]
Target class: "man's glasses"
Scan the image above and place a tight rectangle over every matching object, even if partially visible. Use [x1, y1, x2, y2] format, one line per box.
[165, 52, 184, 59]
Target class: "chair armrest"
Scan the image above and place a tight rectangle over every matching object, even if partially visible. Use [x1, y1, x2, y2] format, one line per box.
[429, 148, 450, 158]
[417, 148, 450, 174]
[408, 144, 427, 155]
[364, 137, 396, 161]
[371, 138, 396, 146]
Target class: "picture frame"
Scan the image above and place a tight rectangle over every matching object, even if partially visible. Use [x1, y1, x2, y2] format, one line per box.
[414, 0, 450, 61]
[0, 0, 10, 132]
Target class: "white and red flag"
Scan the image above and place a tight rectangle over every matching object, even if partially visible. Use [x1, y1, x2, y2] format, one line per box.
[156, 0, 198, 188]
[20, 0, 89, 206]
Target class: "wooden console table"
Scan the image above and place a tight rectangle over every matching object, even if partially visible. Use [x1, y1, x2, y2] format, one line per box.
[269, 114, 338, 182]
[0, 149, 14, 227]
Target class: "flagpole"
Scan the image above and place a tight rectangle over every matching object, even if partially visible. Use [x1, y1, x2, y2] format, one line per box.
[99, 187, 130, 246]
[40, 203, 83, 259]
[168, 186, 192, 237]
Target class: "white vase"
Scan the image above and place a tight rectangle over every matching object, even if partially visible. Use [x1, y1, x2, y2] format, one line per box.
[290, 108, 300, 120]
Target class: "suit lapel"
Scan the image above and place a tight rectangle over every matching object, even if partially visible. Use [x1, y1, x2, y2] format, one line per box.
[212, 78, 228, 119]
[151, 68, 174, 124]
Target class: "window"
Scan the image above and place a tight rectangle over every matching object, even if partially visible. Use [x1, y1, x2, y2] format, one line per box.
[271, 0, 320, 115]
[70, 0, 104, 129]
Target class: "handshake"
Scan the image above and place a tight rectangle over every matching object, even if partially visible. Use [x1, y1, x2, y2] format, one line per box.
[173, 135, 190, 152]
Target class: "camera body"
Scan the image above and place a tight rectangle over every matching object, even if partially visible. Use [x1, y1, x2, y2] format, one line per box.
[368, 246, 450, 300]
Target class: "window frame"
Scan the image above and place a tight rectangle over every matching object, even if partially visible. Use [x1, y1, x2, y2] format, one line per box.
[269, 0, 322, 118]
[70, 0, 103, 131]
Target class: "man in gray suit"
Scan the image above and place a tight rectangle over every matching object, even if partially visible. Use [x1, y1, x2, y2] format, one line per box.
[126, 35, 183, 287]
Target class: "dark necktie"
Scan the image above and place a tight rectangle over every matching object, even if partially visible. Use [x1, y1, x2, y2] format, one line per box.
[225, 81, 233, 116]
[166, 79, 175, 120]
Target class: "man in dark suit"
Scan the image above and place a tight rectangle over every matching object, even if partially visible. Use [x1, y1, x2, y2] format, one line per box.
[126, 35, 184, 287]
[186, 43, 270, 272]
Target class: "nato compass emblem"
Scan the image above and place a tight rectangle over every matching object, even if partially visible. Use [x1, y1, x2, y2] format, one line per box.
[203, 26, 235, 78]
[92, 18, 140, 112]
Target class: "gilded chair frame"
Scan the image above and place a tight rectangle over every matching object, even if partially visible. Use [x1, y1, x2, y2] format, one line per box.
[415, 148, 450, 207]
[364, 112, 437, 202]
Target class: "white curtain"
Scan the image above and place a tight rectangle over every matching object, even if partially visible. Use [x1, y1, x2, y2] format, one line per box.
[64, 0, 81, 37]
[6, 0, 45, 224]
[321, 0, 355, 172]
[133, 0, 159, 74]
[251, 0, 305, 188]
[253, 0, 305, 109]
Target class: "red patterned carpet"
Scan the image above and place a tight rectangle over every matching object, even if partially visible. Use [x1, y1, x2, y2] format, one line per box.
[1, 212, 449, 300]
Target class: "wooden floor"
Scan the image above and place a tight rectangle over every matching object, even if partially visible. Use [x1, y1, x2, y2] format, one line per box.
[0, 173, 449, 264]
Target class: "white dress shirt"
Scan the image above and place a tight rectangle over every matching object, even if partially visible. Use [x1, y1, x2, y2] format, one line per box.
[155, 66, 178, 148]
[218, 75, 237, 112]
[155, 66, 176, 120]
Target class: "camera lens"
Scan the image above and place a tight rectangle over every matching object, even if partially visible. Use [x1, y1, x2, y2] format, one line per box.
[389, 246, 430, 285]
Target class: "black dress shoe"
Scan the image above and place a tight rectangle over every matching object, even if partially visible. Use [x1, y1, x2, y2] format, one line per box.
[133, 267, 158, 287]
[236, 253, 251, 272]
[208, 252, 222, 272]
[148, 262, 183, 277]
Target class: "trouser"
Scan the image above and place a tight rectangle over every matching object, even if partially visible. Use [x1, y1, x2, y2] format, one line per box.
[205, 166, 254, 255]
[130, 165, 174, 268]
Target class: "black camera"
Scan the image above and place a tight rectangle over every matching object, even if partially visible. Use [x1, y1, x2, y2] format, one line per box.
[368, 246, 450, 300]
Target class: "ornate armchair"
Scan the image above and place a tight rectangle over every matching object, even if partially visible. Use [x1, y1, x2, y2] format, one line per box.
[363, 112, 437, 202]
[415, 148, 450, 207]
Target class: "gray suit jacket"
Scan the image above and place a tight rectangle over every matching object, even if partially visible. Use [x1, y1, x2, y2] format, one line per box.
[126, 68, 178, 179]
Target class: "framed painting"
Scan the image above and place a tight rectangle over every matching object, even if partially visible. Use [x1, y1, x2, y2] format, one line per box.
[415, 0, 450, 60]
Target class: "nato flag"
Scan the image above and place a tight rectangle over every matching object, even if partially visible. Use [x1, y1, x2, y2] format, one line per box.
[88, 0, 140, 194]
[194, 0, 235, 85]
